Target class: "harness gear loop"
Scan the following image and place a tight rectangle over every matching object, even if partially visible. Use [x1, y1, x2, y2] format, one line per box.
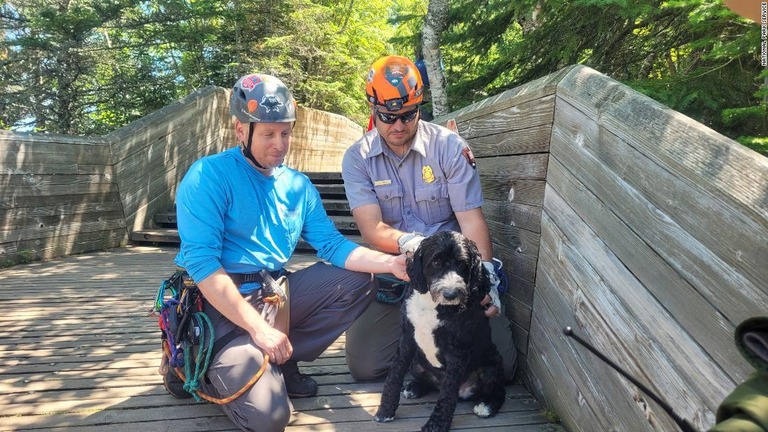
[162, 340, 270, 405]
[155, 269, 281, 404]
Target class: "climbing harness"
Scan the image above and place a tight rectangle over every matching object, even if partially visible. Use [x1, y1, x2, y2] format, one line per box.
[152, 269, 286, 404]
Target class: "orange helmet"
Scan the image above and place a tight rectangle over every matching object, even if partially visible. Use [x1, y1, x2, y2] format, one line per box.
[365, 55, 424, 111]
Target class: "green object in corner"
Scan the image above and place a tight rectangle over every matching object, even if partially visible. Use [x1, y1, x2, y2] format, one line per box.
[710, 317, 768, 432]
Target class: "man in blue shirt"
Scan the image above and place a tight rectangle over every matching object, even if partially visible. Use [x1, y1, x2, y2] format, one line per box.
[172, 73, 407, 432]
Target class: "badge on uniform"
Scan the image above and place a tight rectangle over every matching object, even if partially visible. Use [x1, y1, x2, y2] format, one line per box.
[422, 165, 435, 183]
[462, 147, 476, 169]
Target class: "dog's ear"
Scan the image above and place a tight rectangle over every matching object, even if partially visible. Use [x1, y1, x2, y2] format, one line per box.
[406, 245, 428, 294]
[466, 237, 489, 296]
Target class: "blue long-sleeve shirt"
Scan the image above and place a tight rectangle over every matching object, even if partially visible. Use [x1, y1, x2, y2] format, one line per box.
[174, 147, 358, 292]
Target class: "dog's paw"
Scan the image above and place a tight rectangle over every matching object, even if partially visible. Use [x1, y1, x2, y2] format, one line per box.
[473, 402, 493, 418]
[373, 413, 395, 423]
[421, 419, 449, 432]
[373, 409, 395, 423]
[402, 380, 424, 399]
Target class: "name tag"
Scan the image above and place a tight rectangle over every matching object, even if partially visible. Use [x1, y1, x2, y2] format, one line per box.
[374, 179, 392, 186]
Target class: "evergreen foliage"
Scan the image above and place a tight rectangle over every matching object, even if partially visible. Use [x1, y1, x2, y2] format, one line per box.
[0, 0, 764, 154]
[426, 0, 766, 154]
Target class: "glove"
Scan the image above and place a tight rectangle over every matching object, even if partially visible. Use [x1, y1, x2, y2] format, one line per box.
[397, 232, 426, 255]
[482, 260, 502, 313]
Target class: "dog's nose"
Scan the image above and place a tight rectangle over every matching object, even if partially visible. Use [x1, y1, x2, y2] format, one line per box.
[442, 289, 459, 300]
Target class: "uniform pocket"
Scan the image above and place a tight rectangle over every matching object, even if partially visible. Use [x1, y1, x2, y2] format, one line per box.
[374, 185, 403, 225]
[415, 183, 452, 225]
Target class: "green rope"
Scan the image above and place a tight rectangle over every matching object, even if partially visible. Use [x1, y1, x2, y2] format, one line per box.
[182, 312, 216, 402]
[375, 275, 409, 304]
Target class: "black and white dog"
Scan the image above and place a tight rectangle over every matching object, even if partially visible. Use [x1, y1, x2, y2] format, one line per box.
[374, 231, 506, 432]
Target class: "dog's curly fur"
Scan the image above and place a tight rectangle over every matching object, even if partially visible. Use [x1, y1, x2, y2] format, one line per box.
[374, 231, 506, 432]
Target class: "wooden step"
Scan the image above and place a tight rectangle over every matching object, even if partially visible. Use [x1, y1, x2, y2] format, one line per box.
[130, 229, 179, 244]
[154, 200, 350, 227]
[153, 212, 177, 226]
[132, 227, 362, 247]
[303, 171, 344, 183]
[314, 184, 347, 198]
[322, 198, 351, 213]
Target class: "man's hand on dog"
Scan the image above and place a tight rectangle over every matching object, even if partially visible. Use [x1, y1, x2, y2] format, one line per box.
[482, 261, 502, 318]
[390, 253, 409, 282]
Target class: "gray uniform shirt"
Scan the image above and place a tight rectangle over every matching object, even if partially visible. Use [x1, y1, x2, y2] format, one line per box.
[342, 120, 482, 236]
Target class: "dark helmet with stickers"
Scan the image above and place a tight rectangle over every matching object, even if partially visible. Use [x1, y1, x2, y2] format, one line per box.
[230, 73, 297, 123]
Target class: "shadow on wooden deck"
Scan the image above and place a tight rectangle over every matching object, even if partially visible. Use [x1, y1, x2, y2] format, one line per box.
[0, 246, 564, 431]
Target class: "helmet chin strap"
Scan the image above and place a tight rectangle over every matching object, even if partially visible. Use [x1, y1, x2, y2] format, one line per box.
[242, 122, 267, 169]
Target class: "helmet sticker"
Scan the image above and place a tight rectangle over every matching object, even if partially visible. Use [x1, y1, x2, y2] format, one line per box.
[386, 64, 406, 82]
[261, 94, 284, 113]
[241, 75, 262, 91]
[247, 99, 259, 113]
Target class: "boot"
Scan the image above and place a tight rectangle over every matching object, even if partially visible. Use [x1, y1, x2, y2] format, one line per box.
[281, 361, 318, 398]
[163, 370, 192, 399]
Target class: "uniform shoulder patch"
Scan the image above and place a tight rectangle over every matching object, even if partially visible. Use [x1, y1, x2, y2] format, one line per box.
[462, 146, 476, 169]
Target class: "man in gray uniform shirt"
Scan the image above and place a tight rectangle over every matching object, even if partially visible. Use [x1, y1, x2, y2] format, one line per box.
[341, 55, 517, 382]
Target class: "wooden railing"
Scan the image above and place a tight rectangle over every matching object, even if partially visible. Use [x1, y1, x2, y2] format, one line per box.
[0, 87, 362, 265]
[0, 132, 125, 266]
[437, 65, 768, 432]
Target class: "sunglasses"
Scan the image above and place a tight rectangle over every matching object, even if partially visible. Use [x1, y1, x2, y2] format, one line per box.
[375, 107, 419, 124]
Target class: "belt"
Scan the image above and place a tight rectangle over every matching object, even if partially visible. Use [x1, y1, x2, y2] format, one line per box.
[228, 269, 284, 287]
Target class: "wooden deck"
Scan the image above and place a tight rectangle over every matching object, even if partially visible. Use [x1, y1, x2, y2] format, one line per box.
[0, 246, 563, 432]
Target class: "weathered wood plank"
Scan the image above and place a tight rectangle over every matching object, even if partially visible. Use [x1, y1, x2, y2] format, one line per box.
[105, 86, 229, 164]
[481, 178, 545, 207]
[1, 173, 115, 190]
[467, 123, 552, 158]
[528, 291, 618, 432]
[538, 193, 733, 426]
[0, 205, 125, 233]
[0, 133, 111, 165]
[459, 96, 555, 142]
[556, 65, 768, 224]
[534, 225, 700, 432]
[1, 181, 119, 198]
[478, 154, 549, 182]
[487, 218, 540, 259]
[0, 191, 123, 211]
[0, 201, 123, 223]
[554, 97, 768, 300]
[550, 108, 768, 326]
[483, 199, 542, 234]
[547, 157, 751, 380]
[0, 218, 126, 243]
[0, 228, 127, 263]
[437, 66, 572, 124]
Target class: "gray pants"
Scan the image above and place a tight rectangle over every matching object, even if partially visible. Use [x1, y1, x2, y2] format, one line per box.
[200, 262, 377, 432]
[346, 291, 519, 382]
